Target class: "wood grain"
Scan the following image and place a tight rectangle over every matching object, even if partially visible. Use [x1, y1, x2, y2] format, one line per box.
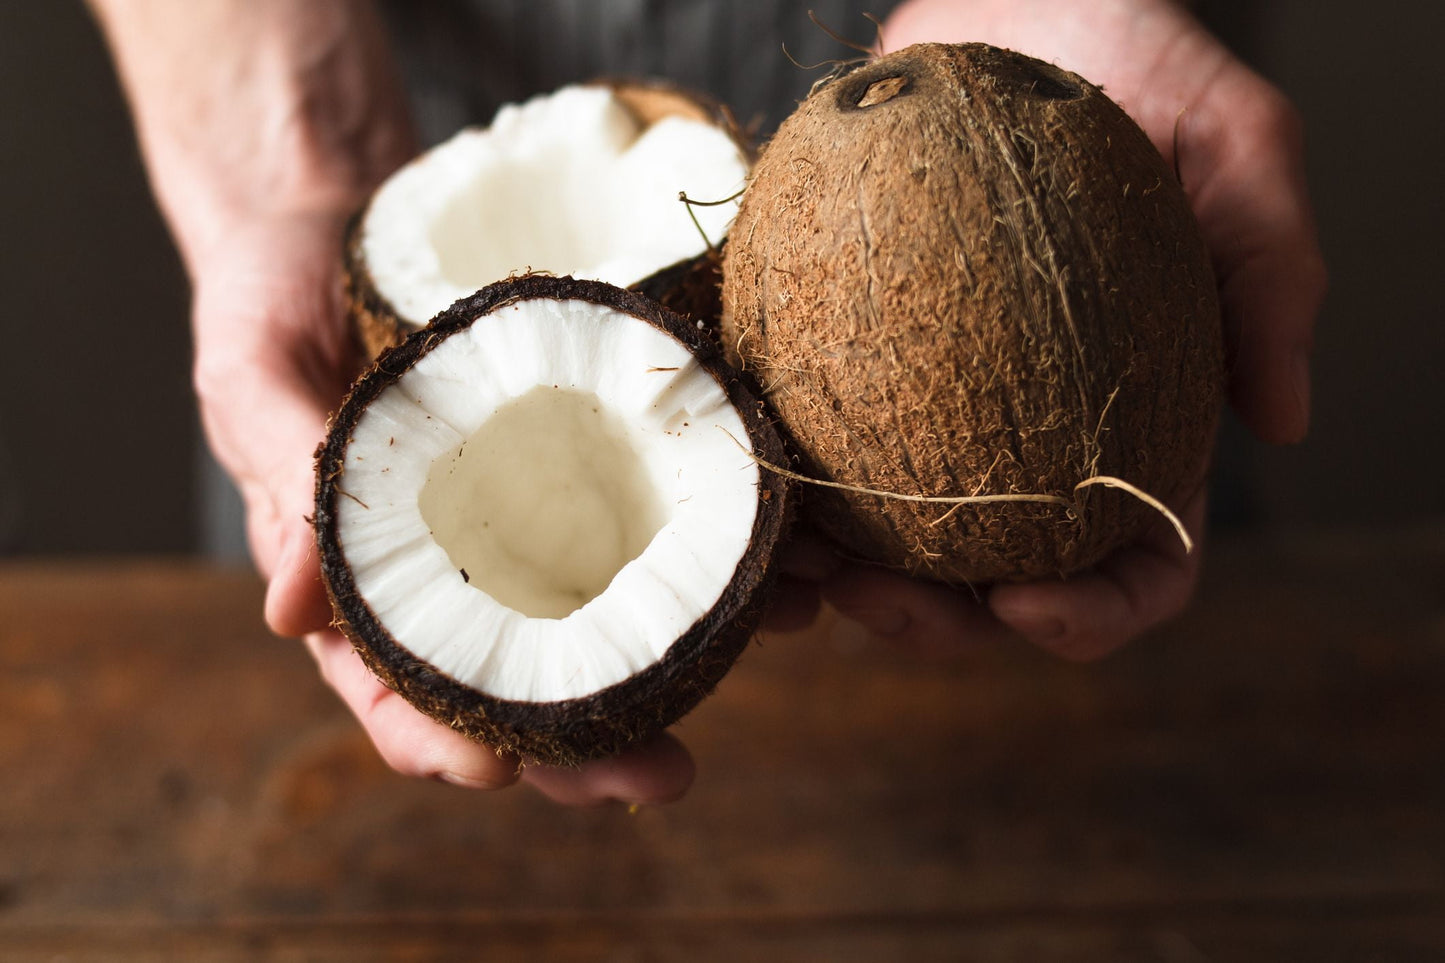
[1, 530, 1443, 961]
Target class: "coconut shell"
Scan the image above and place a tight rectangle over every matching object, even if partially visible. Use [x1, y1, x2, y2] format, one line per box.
[604, 76, 751, 154]
[316, 274, 791, 766]
[721, 43, 1224, 583]
[341, 210, 405, 361]
[344, 79, 751, 361]
[627, 246, 725, 342]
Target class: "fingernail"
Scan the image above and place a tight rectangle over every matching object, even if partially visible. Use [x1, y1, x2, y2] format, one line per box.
[1010, 616, 1067, 645]
[836, 606, 909, 637]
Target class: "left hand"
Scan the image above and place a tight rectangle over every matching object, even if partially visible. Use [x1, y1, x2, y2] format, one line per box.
[805, 0, 1326, 661]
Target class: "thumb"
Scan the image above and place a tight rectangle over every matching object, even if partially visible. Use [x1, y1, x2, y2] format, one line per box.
[196, 352, 342, 639]
[251, 379, 337, 639]
[265, 508, 336, 639]
[189, 212, 361, 639]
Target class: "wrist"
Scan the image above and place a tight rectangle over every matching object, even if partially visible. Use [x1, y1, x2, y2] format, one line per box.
[92, 0, 416, 275]
[156, 148, 393, 278]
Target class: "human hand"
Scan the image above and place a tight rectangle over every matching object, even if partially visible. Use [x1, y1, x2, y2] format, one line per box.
[190, 210, 695, 804]
[805, 0, 1326, 660]
[86, 0, 700, 804]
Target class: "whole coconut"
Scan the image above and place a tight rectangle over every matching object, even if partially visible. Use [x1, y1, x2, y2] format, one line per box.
[721, 43, 1224, 583]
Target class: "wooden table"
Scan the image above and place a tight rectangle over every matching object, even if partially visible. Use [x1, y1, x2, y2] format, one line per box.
[2, 529, 1443, 961]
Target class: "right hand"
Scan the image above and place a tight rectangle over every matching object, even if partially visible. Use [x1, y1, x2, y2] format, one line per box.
[190, 209, 696, 805]
[810, 0, 1328, 663]
[87, 0, 701, 804]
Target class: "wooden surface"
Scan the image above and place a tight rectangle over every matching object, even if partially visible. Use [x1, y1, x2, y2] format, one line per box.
[2, 529, 1443, 961]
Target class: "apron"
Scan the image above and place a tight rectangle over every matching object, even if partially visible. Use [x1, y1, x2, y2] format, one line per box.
[381, 0, 903, 142]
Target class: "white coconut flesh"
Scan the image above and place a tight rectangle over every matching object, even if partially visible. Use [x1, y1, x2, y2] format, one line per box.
[334, 297, 761, 703]
[361, 85, 748, 325]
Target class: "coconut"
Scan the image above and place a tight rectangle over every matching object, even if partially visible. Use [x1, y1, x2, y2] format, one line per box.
[721, 43, 1224, 583]
[315, 275, 789, 765]
[346, 81, 750, 359]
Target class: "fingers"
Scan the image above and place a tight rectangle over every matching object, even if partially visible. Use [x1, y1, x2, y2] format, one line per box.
[264, 522, 337, 639]
[884, 2, 1327, 445]
[190, 240, 357, 638]
[821, 564, 1015, 657]
[520, 734, 696, 807]
[191, 217, 697, 806]
[206, 369, 335, 638]
[1219, 237, 1324, 446]
[1181, 75, 1327, 445]
[817, 487, 1206, 663]
[306, 628, 696, 805]
[989, 489, 1207, 661]
[758, 531, 842, 632]
[305, 630, 524, 790]
[193, 213, 702, 806]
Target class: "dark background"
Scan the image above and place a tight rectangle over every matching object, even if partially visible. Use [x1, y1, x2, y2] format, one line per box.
[1, 1, 1441, 560]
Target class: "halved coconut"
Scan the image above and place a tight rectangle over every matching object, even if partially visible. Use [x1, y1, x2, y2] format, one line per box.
[315, 275, 789, 765]
[345, 82, 750, 359]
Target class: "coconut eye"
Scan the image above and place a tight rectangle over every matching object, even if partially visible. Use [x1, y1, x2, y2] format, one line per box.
[855, 75, 909, 108]
[992, 59, 1085, 102]
[833, 62, 919, 112]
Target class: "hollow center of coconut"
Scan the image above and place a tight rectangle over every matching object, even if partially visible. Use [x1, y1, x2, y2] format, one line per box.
[333, 297, 760, 703]
[417, 386, 667, 620]
[361, 85, 747, 326]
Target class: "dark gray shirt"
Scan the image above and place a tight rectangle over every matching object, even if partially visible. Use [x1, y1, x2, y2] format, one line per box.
[382, 0, 901, 143]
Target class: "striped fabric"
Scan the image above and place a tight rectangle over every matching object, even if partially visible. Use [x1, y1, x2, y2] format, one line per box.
[381, 0, 902, 143]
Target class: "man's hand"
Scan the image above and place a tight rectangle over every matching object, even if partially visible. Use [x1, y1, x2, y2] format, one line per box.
[816, 0, 1326, 660]
[199, 212, 695, 804]
[90, 0, 696, 804]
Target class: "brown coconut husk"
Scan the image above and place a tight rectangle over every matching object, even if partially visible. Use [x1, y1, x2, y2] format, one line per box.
[316, 275, 791, 766]
[721, 43, 1224, 583]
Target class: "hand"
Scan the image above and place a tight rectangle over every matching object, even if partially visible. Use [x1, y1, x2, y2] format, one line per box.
[191, 209, 697, 804]
[90, 0, 698, 805]
[811, 0, 1326, 660]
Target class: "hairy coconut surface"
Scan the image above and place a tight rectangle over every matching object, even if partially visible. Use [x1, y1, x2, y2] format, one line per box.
[721, 43, 1224, 583]
[316, 276, 789, 765]
[346, 81, 749, 359]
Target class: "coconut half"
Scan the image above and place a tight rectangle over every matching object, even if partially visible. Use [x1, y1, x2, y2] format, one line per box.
[346, 82, 750, 358]
[315, 275, 789, 765]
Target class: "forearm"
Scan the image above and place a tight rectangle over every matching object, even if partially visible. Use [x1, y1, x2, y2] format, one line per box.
[88, 0, 415, 272]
